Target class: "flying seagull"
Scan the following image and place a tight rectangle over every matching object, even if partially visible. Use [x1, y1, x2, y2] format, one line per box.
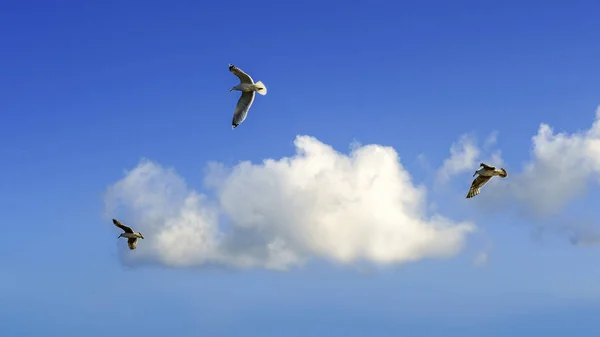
[112, 218, 145, 250]
[466, 162, 508, 198]
[228, 63, 267, 129]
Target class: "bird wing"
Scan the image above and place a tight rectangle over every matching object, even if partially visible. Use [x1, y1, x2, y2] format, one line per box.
[127, 237, 138, 250]
[229, 64, 254, 84]
[480, 163, 496, 170]
[232, 91, 255, 128]
[466, 175, 492, 198]
[112, 219, 134, 233]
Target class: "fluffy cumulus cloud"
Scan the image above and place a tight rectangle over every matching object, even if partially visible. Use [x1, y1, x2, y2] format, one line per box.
[490, 106, 600, 217]
[104, 135, 475, 270]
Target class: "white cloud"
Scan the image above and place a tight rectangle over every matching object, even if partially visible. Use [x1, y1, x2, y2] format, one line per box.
[445, 105, 600, 246]
[483, 131, 499, 150]
[436, 134, 480, 183]
[472, 252, 488, 268]
[104, 135, 475, 270]
[486, 106, 600, 218]
[487, 150, 505, 169]
[436, 133, 504, 185]
[471, 236, 491, 268]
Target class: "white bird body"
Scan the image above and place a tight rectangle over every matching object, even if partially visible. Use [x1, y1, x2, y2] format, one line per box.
[112, 218, 145, 250]
[119, 232, 144, 239]
[466, 163, 508, 198]
[228, 64, 267, 129]
[474, 167, 499, 177]
[232, 82, 265, 92]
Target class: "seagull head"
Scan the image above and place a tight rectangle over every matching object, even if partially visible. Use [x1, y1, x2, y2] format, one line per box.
[139, 233, 145, 239]
[117, 233, 123, 239]
[230, 84, 240, 92]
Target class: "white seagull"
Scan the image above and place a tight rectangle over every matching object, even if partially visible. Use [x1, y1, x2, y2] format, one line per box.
[466, 162, 508, 198]
[112, 218, 145, 250]
[228, 63, 267, 129]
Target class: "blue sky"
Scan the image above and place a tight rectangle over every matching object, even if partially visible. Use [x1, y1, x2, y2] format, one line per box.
[2, 0, 600, 336]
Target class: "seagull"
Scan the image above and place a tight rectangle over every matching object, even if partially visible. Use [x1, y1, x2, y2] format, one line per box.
[228, 63, 267, 129]
[466, 162, 508, 198]
[112, 218, 145, 250]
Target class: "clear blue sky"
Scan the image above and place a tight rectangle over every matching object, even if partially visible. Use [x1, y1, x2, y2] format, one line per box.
[2, 1, 600, 336]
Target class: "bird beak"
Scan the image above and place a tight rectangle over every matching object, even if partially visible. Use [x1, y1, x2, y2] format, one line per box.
[229, 88, 233, 92]
[141, 235, 145, 239]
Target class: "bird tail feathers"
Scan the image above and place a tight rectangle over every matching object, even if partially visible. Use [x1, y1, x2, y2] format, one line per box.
[254, 81, 267, 95]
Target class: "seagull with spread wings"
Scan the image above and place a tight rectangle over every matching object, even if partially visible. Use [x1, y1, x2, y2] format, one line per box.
[112, 218, 145, 250]
[466, 162, 508, 198]
[228, 63, 267, 129]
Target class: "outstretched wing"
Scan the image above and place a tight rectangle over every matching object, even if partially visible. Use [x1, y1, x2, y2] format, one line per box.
[112, 219, 134, 233]
[466, 175, 492, 198]
[127, 237, 138, 250]
[480, 162, 496, 170]
[232, 91, 255, 128]
[229, 64, 254, 84]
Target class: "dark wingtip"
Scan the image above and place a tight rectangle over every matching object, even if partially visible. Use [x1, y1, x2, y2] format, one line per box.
[229, 64, 235, 70]
[112, 219, 118, 224]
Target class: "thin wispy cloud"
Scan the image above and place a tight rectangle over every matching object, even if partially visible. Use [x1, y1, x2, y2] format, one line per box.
[483, 131, 499, 150]
[104, 135, 475, 270]
[436, 132, 504, 185]
[472, 251, 489, 268]
[472, 237, 492, 268]
[436, 134, 480, 183]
